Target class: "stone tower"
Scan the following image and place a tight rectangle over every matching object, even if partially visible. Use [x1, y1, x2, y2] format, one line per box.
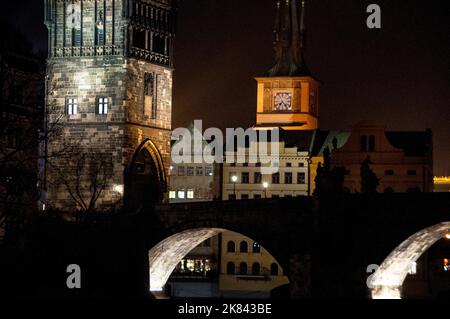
[43, 0, 176, 211]
[255, 0, 319, 131]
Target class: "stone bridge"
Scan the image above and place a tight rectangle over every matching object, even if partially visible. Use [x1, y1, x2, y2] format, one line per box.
[143, 193, 450, 299]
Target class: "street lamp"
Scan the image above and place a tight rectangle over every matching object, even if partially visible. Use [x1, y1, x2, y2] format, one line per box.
[262, 181, 269, 198]
[445, 231, 450, 240]
[231, 175, 238, 199]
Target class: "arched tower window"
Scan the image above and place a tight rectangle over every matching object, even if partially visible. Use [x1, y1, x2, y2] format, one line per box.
[240, 241, 248, 253]
[227, 241, 235, 253]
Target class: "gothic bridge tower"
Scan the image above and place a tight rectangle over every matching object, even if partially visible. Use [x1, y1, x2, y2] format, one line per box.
[43, 0, 176, 210]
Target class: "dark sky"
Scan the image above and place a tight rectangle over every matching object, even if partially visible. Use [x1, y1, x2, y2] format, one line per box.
[2, 0, 449, 175]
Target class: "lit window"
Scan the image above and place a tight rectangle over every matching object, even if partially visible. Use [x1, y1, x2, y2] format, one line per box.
[169, 191, 176, 199]
[177, 191, 185, 199]
[187, 189, 194, 199]
[67, 98, 78, 115]
[98, 97, 108, 114]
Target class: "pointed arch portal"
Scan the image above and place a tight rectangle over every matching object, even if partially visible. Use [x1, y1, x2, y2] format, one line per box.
[370, 222, 450, 299]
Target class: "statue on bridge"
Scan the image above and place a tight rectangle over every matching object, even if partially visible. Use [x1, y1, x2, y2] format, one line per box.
[360, 156, 380, 193]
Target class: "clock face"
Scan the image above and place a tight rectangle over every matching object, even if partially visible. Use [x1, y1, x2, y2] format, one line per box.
[274, 92, 292, 111]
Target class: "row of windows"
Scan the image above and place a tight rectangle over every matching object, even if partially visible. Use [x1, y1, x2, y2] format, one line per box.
[66, 97, 109, 115]
[174, 166, 213, 177]
[229, 172, 306, 185]
[226, 262, 279, 276]
[229, 162, 305, 168]
[169, 190, 194, 200]
[228, 194, 302, 200]
[227, 241, 261, 253]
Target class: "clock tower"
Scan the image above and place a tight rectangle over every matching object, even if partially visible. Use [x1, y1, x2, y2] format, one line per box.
[255, 0, 319, 131]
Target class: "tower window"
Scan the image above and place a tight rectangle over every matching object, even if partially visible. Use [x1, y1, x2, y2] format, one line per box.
[96, 11, 105, 46]
[66, 97, 78, 115]
[72, 28, 81, 46]
[144, 72, 157, 119]
[97, 97, 109, 114]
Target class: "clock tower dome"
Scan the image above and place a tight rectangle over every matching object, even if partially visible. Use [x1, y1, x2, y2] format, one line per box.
[255, 0, 319, 131]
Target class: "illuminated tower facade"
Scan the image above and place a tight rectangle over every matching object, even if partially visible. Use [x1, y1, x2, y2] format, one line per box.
[43, 0, 176, 210]
[255, 0, 319, 131]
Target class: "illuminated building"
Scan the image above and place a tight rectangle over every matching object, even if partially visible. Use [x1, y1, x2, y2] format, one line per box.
[434, 176, 450, 193]
[167, 231, 288, 298]
[43, 0, 176, 210]
[255, 0, 319, 131]
[325, 123, 433, 193]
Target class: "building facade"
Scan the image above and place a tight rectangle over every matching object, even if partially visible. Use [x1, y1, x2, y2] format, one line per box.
[43, 0, 176, 210]
[222, 141, 309, 200]
[328, 123, 433, 193]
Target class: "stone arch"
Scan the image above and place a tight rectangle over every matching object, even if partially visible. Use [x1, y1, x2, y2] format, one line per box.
[125, 139, 167, 208]
[148, 228, 289, 292]
[370, 222, 450, 299]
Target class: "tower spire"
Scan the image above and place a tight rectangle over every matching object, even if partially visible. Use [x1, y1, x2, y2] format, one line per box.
[267, 0, 310, 77]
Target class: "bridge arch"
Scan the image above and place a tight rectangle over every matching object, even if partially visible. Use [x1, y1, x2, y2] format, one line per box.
[370, 222, 450, 299]
[147, 228, 289, 293]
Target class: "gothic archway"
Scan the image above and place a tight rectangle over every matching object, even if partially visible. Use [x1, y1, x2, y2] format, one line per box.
[125, 139, 167, 209]
[370, 222, 450, 299]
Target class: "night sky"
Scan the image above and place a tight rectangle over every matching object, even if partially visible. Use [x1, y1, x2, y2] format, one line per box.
[2, 0, 449, 175]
